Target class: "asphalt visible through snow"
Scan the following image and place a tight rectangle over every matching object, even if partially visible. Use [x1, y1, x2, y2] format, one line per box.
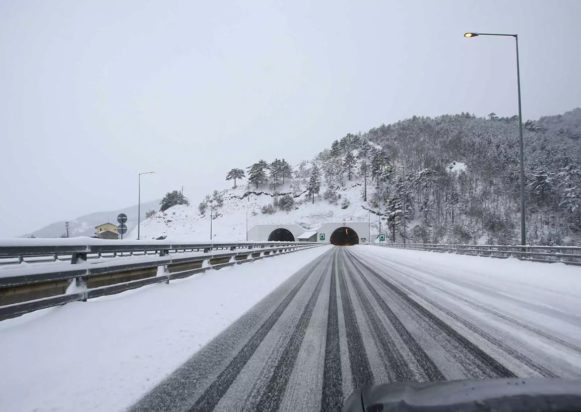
[132, 246, 581, 411]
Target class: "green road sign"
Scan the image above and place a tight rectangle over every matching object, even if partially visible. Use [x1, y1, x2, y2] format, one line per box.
[319, 233, 325, 241]
[379, 234, 386, 242]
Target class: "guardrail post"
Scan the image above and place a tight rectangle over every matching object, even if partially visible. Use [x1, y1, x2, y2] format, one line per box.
[71, 253, 87, 264]
[156, 264, 170, 284]
[66, 275, 88, 301]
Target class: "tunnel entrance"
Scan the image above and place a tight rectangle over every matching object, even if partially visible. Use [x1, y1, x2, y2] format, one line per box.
[330, 227, 359, 246]
[268, 228, 295, 241]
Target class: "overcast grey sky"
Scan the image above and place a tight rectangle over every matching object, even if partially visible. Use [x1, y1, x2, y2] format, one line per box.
[1, 0, 580, 237]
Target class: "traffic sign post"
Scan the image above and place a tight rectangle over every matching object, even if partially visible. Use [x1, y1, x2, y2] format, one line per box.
[117, 214, 128, 240]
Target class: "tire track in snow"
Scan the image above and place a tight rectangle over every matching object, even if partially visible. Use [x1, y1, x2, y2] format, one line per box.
[349, 252, 516, 379]
[336, 249, 374, 390]
[188, 254, 327, 411]
[321, 252, 343, 411]
[254, 263, 327, 411]
[341, 253, 416, 382]
[370, 260, 559, 377]
[344, 250, 444, 381]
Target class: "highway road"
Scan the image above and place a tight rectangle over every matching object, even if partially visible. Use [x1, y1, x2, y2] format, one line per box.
[132, 246, 581, 411]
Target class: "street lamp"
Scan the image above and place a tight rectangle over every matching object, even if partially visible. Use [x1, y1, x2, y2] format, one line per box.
[464, 32, 526, 246]
[137, 171, 155, 240]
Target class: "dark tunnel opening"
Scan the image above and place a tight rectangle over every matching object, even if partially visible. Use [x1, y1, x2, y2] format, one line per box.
[268, 228, 295, 241]
[330, 227, 359, 246]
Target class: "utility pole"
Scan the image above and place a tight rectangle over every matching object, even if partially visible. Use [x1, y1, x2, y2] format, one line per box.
[368, 211, 371, 244]
[245, 198, 249, 242]
[65, 221, 70, 238]
[402, 163, 407, 247]
[210, 208, 213, 241]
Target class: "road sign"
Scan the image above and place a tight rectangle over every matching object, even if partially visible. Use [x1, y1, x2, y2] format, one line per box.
[319, 233, 325, 241]
[117, 223, 128, 235]
[379, 234, 386, 242]
[117, 213, 128, 224]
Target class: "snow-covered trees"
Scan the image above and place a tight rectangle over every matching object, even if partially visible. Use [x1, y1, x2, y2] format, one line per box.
[160, 190, 189, 212]
[307, 164, 321, 204]
[268, 159, 292, 190]
[360, 160, 369, 201]
[343, 152, 356, 180]
[278, 194, 294, 211]
[198, 190, 224, 216]
[213, 108, 579, 245]
[226, 168, 245, 188]
[247, 160, 269, 189]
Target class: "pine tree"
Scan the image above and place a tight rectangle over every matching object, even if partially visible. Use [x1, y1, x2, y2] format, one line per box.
[358, 139, 371, 159]
[226, 168, 245, 188]
[280, 159, 293, 184]
[343, 152, 356, 180]
[160, 190, 189, 212]
[360, 160, 368, 201]
[371, 150, 388, 183]
[307, 165, 321, 204]
[330, 140, 341, 157]
[247, 160, 268, 189]
[269, 159, 284, 191]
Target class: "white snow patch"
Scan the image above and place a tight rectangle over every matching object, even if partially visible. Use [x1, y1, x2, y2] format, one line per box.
[447, 161, 467, 174]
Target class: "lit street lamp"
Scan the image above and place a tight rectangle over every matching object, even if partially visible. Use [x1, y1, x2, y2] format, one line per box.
[137, 171, 155, 240]
[464, 32, 526, 246]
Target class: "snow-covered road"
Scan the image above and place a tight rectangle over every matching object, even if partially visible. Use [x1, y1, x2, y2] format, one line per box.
[1, 245, 580, 411]
[0, 245, 331, 412]
[135, 246, 581, 411]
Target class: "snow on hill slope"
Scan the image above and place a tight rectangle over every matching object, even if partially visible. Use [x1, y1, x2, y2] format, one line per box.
[26, 199, 160, 238]
[132, 183, 376, 241]
[135, 109, 581, 245]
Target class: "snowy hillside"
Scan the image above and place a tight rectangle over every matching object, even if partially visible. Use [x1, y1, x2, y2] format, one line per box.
[26, 199, 160, 238]
[136, 109, 581, 246]
[132, 184, 377, 241]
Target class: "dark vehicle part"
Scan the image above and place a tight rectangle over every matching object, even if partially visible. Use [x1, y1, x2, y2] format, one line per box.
[343, 378, 581, 412]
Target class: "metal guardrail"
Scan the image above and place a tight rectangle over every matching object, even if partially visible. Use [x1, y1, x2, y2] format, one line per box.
[377, 243, 581, 265]
[0, 240, 309, 265]
[0, 241, 320, 320]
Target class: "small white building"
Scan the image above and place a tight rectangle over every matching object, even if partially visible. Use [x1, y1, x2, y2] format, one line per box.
[297, 230, 317, 242]
[247, 224, 304, 242]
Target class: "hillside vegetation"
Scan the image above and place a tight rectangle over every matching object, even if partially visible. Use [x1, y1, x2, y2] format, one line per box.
[143, 109, 581, 245]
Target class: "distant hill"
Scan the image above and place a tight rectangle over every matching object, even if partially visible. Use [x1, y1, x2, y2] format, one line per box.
[24, 199, 160, 238]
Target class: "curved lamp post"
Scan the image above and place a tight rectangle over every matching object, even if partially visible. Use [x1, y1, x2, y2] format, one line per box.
[464, 32, 526, 246]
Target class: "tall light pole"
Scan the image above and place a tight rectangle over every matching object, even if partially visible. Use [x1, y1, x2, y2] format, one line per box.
[137, 171, 155, 240]
[464, 32, 526, 246]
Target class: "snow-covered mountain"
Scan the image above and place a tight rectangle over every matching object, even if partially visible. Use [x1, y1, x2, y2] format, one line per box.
[136, 109, 581, 246]
[25, 199, 160, 238]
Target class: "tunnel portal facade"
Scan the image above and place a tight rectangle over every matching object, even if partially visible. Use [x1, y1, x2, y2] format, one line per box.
[247, 224, 303, 242]
[317, 222, 369, 245]
[330, 227, 359, 245]
[267, 228, 295, 242]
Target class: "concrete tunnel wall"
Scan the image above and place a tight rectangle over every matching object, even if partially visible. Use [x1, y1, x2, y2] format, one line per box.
[247, 224, 304, 241]
[317, 222, 370, 244]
